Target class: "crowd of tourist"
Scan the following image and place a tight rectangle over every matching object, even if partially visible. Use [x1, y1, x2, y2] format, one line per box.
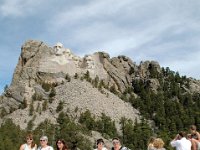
[147, 125, 200, 150]
[19, 135, 129, 150]
[19, 125, 200, 150]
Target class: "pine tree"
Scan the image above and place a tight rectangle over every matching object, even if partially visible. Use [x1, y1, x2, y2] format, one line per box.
[56, 101, 64, 113]
[29, 100, 34, 116]
[49, 87, 56, 98]
[74, 73, 79, 79]
[4, 84, 8, 92]
[42, 100, 48, 111]
[0, 107, 7, 117]
[65, 73, 71, 82]
[19, 98, 28, 109]
[94, 75, 99, 88]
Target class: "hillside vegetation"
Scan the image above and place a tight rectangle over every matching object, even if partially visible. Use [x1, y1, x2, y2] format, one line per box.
[0, 40, 200, 150]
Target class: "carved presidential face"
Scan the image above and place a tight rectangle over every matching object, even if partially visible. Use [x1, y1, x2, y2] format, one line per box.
[85, 55, 92, 61]
[54, 42, 63, 52]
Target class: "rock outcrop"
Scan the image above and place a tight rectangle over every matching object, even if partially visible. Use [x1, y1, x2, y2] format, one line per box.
[0, 40, 141, 130]
[1, 39, 200, 134]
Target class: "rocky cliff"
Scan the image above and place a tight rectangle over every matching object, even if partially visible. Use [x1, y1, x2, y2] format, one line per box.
[0, 39, 200, 133]
[0, 40, 141, 129]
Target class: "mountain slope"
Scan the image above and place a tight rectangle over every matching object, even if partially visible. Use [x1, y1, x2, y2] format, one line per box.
[1, 40, 200, 150]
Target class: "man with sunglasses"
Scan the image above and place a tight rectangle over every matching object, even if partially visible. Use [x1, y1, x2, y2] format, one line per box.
[37, 136, 54, 150]
[111, 137, 130, 150]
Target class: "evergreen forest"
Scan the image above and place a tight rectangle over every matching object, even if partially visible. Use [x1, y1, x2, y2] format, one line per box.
[0, 67, 200, 150]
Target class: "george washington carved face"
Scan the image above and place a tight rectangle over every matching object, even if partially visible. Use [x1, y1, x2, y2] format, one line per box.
[54, 42, 63, 52]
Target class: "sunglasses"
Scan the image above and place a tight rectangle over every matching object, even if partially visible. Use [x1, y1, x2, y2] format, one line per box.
[27, 138, 33, 140]
[112, 141, 119, 144]
[97, 142, 104, 145]
[40, 140, 46, 142]
[57, 142, 63, 144]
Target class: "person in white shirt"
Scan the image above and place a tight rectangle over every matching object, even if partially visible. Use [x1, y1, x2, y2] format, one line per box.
[111, 137, 130, 150]
[170, 131, 192, 150]
[19, 133, 37, 150]
[37, 136, 54, 150]
[94, 138, 108, 150]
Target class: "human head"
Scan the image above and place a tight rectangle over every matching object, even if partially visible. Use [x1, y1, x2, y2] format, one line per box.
[54, 42, 63, 51]
[56, 139, 68, 150]
[148, 136, 156, 146]
[148, 136, 156, 144]
[26, 133, 35, 148]
[153, 138, 165, 149]
[187, 134, 192, 139]
[178, 131, 186, 138]
[96, 138, 104, 149]
[190, 125, 197, 134]
[112, 137, 121, 149]
[40, 136, 48, 147]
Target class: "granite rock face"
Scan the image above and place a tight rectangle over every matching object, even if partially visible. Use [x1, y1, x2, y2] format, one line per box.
[0, 40, 141, 129]
[1, 39, 199, 132]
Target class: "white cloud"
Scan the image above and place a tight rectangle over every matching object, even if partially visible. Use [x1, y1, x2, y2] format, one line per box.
[47, 0, 187, 52]
[0, 0, 43, 17]
[43, 0, 200, 80]
[162, 51, 200, 78]
[49, 0, 135, 29]
[0, 0, 200, 95]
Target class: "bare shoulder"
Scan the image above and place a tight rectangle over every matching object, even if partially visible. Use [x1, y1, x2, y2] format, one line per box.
[19, 144, 25, 150]
[34, 144, 37, 149]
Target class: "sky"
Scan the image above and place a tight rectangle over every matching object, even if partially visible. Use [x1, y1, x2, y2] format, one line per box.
[0, 0, 200, 94]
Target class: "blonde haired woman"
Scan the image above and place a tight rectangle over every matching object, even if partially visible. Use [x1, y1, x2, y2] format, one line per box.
[153, 138, 166, 150]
